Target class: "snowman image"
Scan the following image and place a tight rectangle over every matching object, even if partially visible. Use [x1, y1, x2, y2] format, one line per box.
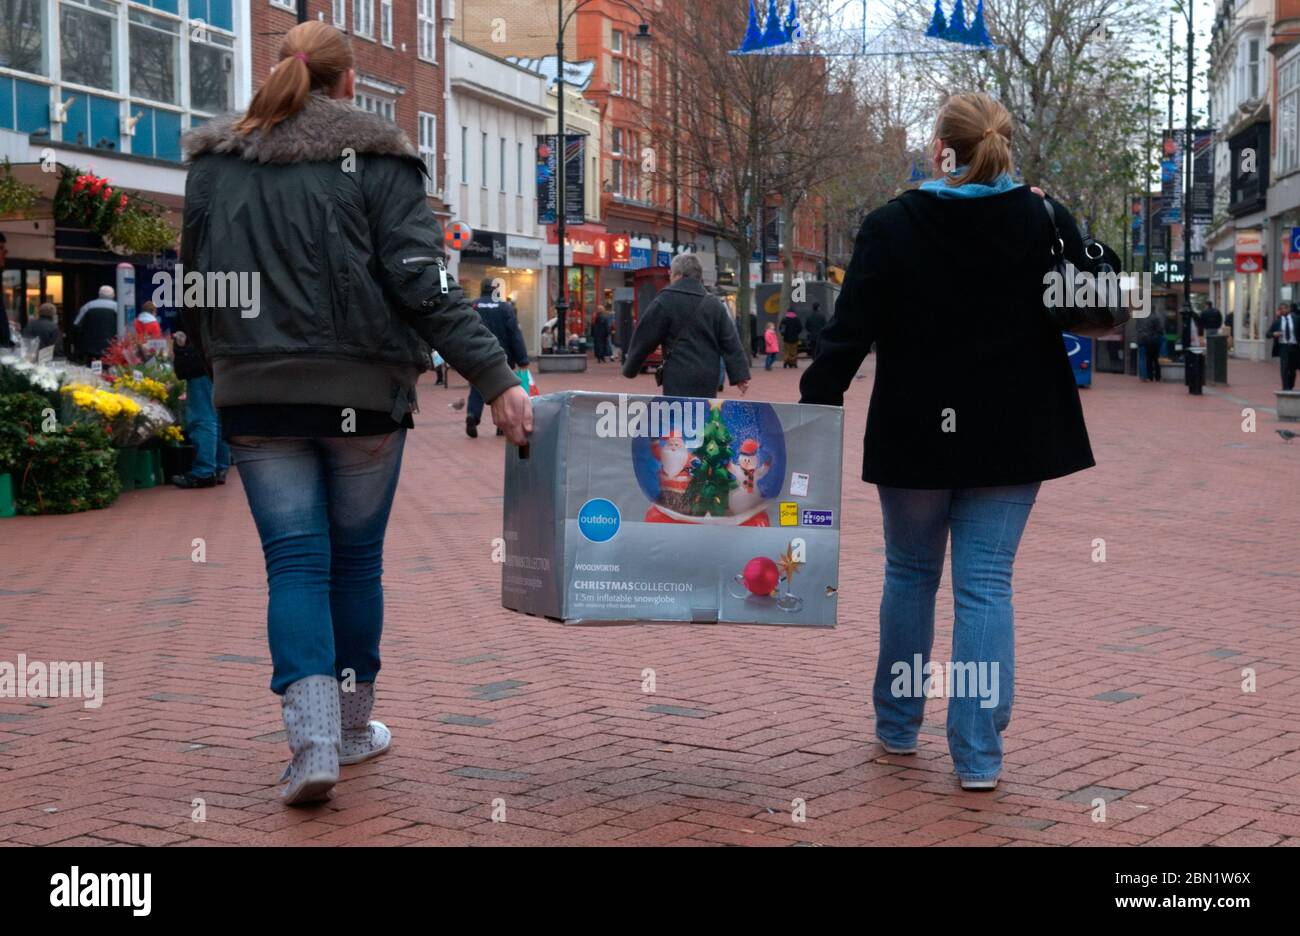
[649, 430, 694, 514]
[727, 438, 771, 515]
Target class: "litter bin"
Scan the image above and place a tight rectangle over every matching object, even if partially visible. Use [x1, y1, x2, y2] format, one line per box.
[1205, 333, 1228, 385]
[1185, 350, 1205, 395]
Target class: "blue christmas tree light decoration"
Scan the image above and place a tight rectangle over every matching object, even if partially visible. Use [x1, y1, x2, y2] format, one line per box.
[925, 0, 947, 38]
[944, 0, 969, 43]
[784, 0, 804, 42]
[740, 0, 765, 53]
[761, 0, 787, 48]
[968, 0, 993, 47]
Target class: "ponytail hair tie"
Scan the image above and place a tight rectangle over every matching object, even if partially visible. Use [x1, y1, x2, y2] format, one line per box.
[293, 52, 309, 65]
[983, 127, 995, 139]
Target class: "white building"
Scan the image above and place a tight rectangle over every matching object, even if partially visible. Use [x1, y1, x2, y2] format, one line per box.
[444, 39, 550, 355]
[1208, 0, 1274, 360]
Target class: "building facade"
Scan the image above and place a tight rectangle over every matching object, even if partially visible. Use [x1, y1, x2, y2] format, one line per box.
[444, 38, 550, 352]
[251, 0, 450, 215]
[1, 0, 253, 334]
[1209, 0, 1275, 360]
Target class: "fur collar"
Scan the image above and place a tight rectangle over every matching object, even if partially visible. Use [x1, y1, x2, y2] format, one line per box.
[183, 92, 418, 165]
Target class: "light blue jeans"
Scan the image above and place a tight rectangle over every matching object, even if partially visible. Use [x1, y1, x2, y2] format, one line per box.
[873, 483, 1039, 781]
[230, 432, 406, 694]
[185, 375, 229, 478]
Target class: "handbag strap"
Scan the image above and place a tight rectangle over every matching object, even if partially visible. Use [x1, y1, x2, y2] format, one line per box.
[1041, 197, 1065, 260]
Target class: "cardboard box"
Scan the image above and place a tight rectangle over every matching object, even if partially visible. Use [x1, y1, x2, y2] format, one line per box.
[502, 391, 843, 626]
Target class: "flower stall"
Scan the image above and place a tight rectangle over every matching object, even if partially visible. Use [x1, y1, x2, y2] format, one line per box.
[0, 336, 189, 515]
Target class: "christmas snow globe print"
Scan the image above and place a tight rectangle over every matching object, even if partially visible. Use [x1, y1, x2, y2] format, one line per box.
[631, 399, 786, 526]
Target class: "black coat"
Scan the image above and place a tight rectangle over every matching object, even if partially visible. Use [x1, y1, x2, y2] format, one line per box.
[75, 304, 119, 361]
[801, 186, 1096, 489]
[471, 295, 529, 370]
[622, 276, 750, 398]
[21, 317, 62, 355]
[781, 315, 802, 343]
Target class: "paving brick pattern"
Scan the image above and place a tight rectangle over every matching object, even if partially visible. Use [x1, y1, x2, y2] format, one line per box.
[1, 354, 1298, 846]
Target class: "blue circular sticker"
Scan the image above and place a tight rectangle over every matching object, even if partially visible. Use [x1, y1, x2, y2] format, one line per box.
[578, 498, 621, 543]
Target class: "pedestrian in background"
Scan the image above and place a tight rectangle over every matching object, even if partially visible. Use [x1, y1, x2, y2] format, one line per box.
[623, 253, 750, 398]
[1136, 307, 1164, 382]
[180, 21, 531, 806]
[592, 305, 611, 363]
[806, 301, 827, 358]
[1268, 303, 1299, 391]
[801, 91, 1104, 791]
[466, 277, 529, 438]
[134, 301, 162, 338]
[781, 309, 802, 367]
[764, 322, 780, 370]
[21, 303, 63, 357]
[72, 286, 119, 363]
[170, 329, 229, 488]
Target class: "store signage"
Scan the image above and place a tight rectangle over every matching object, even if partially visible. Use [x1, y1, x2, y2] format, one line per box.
[536, 134, 586, 226]
[461, 229, 507, 264]
[1235, 229, 1264, 274]
[609, 234, 631, 264]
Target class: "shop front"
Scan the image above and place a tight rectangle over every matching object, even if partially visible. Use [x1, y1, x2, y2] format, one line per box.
[1233, 228, 1269, 360]
[546, 222, 609, 342]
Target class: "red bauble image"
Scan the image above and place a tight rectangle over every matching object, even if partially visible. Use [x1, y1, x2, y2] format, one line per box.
[742, 556, 780, 596]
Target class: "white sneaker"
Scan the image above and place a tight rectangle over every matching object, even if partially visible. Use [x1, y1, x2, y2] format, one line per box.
[339, 681, 392, 765]
[960, 777, 999, 791]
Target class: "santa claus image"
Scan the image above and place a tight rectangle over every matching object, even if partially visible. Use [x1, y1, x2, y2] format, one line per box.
[649, 430, 693, 514]
[728, 438, 771, 515]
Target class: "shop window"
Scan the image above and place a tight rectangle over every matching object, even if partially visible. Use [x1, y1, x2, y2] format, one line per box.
[63, 93, 120, 150]
[190, 28, 234, 115]
[130, 105, 182, 162]
[0, 0, 46, 76]
[139, 0, 180, 12]
[0, 77, 50, 134]
[129, 8, 180, 105]
[60, 0, 118, 93]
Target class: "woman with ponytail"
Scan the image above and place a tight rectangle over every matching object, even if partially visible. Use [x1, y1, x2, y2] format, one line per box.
[801, 92, 1103, 790]
[179, 21, 533, 805]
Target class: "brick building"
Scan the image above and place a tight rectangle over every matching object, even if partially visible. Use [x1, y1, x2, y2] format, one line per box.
[251, 0, 450, 216]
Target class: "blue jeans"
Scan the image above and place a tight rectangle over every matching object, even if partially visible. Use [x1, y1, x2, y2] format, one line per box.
[765, 352, 777, 370]
[185, 375, 229, 477]
[230, 431, 406, 694]
[874, 483, 1039, 781]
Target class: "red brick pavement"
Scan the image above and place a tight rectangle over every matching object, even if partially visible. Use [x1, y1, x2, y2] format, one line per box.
[1, 353, 1298, 846]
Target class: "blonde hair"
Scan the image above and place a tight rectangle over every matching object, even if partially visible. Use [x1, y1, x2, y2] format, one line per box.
[933, 92, 1014, 187]
[236, 21, 353, 136]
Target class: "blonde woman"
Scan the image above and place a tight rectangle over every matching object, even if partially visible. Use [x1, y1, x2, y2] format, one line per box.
[180, 21, 532, 804]
[801, 93, 1101, 790]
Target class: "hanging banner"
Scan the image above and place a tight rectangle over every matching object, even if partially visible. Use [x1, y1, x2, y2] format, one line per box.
[1191, 129, 1215, 224]
[536, 134, 586, 226]
[1161, 130, 1183, 224]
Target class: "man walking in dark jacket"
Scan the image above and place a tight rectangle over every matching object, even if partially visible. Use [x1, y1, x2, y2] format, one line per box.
[467, 277, 529, 437]
[622, 253, 750, 398]
[1136, 308, 1164, 382]
[805, 302, 827, 358]
[73, 286, 120, 362]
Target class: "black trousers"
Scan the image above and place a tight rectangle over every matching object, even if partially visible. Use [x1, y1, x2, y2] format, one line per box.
[1282, 344, 1299, 391]
[1141, 341, 1162, 381]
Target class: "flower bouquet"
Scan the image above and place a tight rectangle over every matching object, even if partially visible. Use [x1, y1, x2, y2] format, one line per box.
[0, 391, 120, 514]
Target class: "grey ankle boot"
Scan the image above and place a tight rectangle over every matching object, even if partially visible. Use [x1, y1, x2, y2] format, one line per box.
[279, 675, 340, 805]
[338, 681, 392, 765]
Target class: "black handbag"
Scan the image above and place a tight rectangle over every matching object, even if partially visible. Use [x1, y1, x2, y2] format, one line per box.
[1042, 198, 1133, 337]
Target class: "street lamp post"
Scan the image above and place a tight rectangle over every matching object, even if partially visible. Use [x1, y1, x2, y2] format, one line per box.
[553, 0, 651, 350]
[1180, 0, 1200, 395]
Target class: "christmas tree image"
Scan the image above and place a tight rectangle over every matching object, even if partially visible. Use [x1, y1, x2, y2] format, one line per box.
[685, 405, 738, 517]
